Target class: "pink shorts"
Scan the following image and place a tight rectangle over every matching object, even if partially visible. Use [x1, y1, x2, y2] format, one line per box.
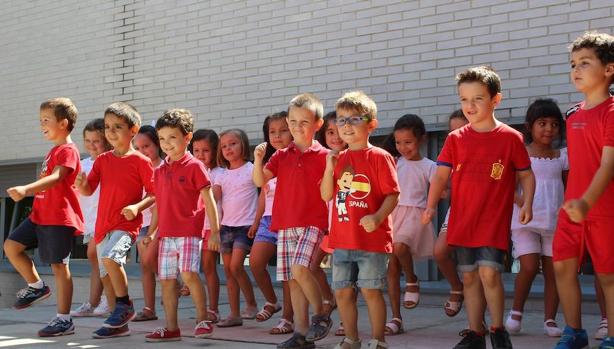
[158, 237, 201, 280]
[553, 211, 614, 273]
[511, 227, 554, 258]
[392, 205, 434, 259]
[277, 226, 323, 282]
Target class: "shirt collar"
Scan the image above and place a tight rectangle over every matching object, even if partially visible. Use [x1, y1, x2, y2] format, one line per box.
[287, 140, 324, 154]
[165, 152, 192, 167]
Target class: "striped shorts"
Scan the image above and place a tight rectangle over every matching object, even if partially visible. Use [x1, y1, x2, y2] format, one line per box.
[277, 226, 323, 282]
[158, 236, 201, 280]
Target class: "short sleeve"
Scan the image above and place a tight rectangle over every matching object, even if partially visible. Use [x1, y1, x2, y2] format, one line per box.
[512, 133, 531, 171]
[265, 150, 280, 177]
[560, 147, 569, 171]
[87, 156, 102, 191]
[55, 146, 79, 172]
[437, 135, 455, 168]
[427, 159, 437, 181]
[192, 162, 211, 190]
[140, 159, 155, 194]
[377, 152, 400, 196]
[604, 107, 614, 147]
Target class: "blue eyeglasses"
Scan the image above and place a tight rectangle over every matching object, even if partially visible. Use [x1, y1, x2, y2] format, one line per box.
[335, 115, 371, 126]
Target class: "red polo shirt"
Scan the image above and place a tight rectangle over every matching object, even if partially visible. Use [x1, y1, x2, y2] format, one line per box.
[265, 141, 329, 231]
[154, 152, 211, 238]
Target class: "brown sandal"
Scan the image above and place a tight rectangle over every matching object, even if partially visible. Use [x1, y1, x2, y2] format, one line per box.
[133, 307, 158, 322]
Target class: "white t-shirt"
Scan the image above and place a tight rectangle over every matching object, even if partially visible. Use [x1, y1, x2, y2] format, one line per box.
[80, 157, 99, 236]
[203, 166, 224, 230]
[141, 159, 164, 227]
[217, 162, 258, 226]
[263, 177, 277, 217]
[511, 148, 568, 232]
[397, 157, 436, 208]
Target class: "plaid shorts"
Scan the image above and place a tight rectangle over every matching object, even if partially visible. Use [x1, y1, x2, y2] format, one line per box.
[277, 226, 323, 281]
[158, 236, 201, 280]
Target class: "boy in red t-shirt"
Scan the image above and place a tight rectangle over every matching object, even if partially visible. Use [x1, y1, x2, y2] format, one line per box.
[253, 93, 331, 348]
[4, 97, 84, 337]
[321, 91, 400, 349]
[423, 66, 535, 349]
[551, 32, 614, 349]
[75, 102, 155, 338]
[143, 109, 220, 342]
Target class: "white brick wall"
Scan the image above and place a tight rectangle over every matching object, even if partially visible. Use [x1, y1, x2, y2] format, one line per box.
[1, 0, 613, 163]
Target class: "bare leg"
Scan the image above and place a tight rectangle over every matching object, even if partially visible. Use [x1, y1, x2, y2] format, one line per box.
[362, 288, 386, 342]
[393, 242, 418, 306]
[138, 240, 157, 313]
[510, 253, 539, 322]
[434, 232, 463, 295]
[289, 279, 309, 335]
[479, 266, 504, 328]
[86, 240, 103, 306]
[161, 279, 179, 330]
[202, 250, 220, 313]
[463, 270, 487, 332]
[336, 288, 358, 341]
[554, 258, 582, 329]
[249, 242, 278, 304]
[222, 252, 241, 318]
[182, 271, 207, 322]
[3, 240, 40, 283]
[230, 248, 257, 310]
[281, 281, 294, 321]
[101, 275, 116, 310]
[102, 259, 129, 297]
[310, 249, 334, 314]
[291, 264, 323, 316]
[595, 277, 606, 319]
[51, 263, 72, 314]
[386, 254, 402, 320]
[596, 273, 614, 337]
[542, 256, 559, 322]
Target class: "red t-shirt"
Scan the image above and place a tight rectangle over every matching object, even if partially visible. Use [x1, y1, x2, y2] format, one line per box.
[154, 153, 211, 238]
[328, 146, 400, 253]
[30, 143, 84, 234]
[87, 151, 154, 243]
[438, 123, 531, 250]
[265, 141, 329, 231]
[564, 97, 614, 219]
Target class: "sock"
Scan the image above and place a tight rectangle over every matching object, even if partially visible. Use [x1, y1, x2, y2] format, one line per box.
[116, 295, 130, 305]
[57, 313, 71, 321]
[28, 280, 44, 289]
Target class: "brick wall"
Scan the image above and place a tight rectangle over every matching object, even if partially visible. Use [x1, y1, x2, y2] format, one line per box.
[1, 0, 612, 163]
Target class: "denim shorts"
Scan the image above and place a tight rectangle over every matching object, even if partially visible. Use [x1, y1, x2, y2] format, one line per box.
[8, 218, 74, 265]
[96, 230, 133, 277]
[455, 246, 505, 273]
[254, 216, 277, 245]
[332, 248, 389, 290]
[220, 225, 253, 254]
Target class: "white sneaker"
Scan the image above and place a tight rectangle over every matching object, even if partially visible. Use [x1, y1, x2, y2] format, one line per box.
[70, 302, 95, 317]
[93, 297, 111, 317]
[595, 318, 608, 340]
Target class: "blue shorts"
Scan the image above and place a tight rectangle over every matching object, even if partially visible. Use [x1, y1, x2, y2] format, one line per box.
[220, 225, 253, 254]
[254, 216, 278, 245]
[332, 249, 388, 290]
[455, 246, 505, 273]
[8, 218, 74, 265]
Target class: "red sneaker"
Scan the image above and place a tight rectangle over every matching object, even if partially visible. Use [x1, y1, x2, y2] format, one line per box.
[194, 320, 213, 338]
[145, 327, 181, 342]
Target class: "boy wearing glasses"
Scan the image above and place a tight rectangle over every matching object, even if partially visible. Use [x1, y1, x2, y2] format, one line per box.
[321, 91, 400, 349]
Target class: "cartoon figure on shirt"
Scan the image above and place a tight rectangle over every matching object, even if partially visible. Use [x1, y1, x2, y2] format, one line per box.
[336, 165, 354, 222]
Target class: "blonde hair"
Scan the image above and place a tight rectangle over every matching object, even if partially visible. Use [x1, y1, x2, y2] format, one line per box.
[335, 90, 377, 121]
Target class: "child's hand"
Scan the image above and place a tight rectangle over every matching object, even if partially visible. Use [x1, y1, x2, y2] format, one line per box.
[121, 205, 139, 221]
[421, 208, 435, 225]
[6, 186, 27, 202]
[74, 172, 87, 189]
[208, 231, 220, 251]
[359, 214, 380, 232]
[563, 199, 589, 223]
[247, 222, 258, 239]
[518, 204, 533, 225]
[254, 142, 267, 162]
[326, 150, 339, 169]
[139, 235, 153, 247]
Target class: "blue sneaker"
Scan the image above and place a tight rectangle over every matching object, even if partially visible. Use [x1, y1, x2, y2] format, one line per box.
[93, 324, 130, 339]
[600, 336, 614, 349]
[38, 317, 74, 337]
[103, 301, 135, 328]
[554, 326, 588, 349]
[14, 285, 51, 309]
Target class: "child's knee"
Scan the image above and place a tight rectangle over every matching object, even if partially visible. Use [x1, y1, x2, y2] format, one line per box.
[462, 270, 480, 285]
[392, 243, 409, 259]
[3, 239, 21, 256]
[229, 262, 245, 277]
[291, 264, 310, 279]
[180, 272, 200, 284]
[478, 267, 500, 287]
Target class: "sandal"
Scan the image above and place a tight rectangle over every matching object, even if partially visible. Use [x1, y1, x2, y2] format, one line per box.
[334, 337, 361, 349]
[255, 302, 281, 322]
[179, 284, 190, 297]
[543, 319, 563, 337]
[367, 339, 388, 349]
[241, 306, 258, 320]
[504, 310, 522, 334]
[403, 281, 420, 309]
[217, 316, 243, 328]
[207, 308, 219, 324]
[133, 307, 158, 322]
[335, 321, 345, 336]
[270, 318, 294, 335]
[444, 290, 464, 317]
[323, 299, 337, 316]
[384, 318, 404, 335]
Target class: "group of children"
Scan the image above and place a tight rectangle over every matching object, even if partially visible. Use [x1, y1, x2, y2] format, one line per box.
[3, 31, 614, 349]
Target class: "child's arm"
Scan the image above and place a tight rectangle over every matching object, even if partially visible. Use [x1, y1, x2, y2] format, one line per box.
[74, 171, 95, 196]
[422, 166, 452, 224]
[140, 205, 158, 247]
[564, 146, 614, 222]
[320, 150, 339, 201]
[121, 194, 155, 221]
[517, 169, 535, 224]
[248, 190, 266, 238]
[7, 165, 72, 202]
[201, 186, 220, 251]
[360, 193, 399, 232]
[253, 142, 274, 187]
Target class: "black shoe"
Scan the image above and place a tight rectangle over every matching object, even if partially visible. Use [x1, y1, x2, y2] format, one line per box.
[453, 330, 486, 349]
[38, 317, 75, 337]
[305, 313, 332, 341]
[490, 327, 513, 349]
[14, 285, 51, 309]
[277, 333, 315, 349]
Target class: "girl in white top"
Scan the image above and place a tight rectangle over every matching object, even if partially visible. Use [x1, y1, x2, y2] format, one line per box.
[70, 119, 112, 317]
[191, 128, 224, 323]
[385, 114, 437, 335]
[216, 129, 258, 327]
[505, 99, 567, 337]
[248, 112, 295, 334]
[133, 125, 164, 322]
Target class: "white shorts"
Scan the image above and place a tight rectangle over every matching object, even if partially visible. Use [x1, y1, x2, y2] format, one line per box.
[511, 227, 554, 258]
